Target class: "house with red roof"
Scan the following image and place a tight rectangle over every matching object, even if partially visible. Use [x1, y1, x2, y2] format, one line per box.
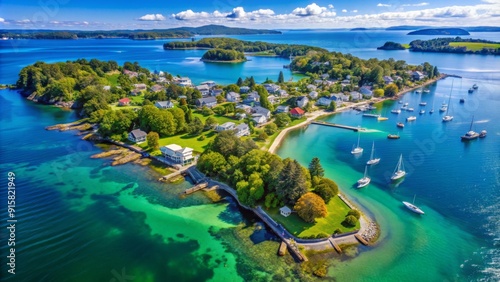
[290, 107, 305, 118]
[118, 98, 131, 106]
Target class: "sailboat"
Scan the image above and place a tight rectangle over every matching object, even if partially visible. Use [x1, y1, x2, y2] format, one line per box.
[429, 100, 435, 114]
[391, 154, 406, 181]
[357, 166, 371, 188]
[351, 131, 363, 154]
[402, 195, 425, 215]
[461, 115, 480, 141]
[443, 81, 454, 122]
[367, 142, 380, 165]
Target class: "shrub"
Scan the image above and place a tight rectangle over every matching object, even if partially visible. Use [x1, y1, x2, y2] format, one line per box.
[343, 215, 358, 227]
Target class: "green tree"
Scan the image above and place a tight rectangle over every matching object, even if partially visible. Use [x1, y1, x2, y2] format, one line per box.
[309, 157, 324, 178]
[278, 71, 285, 83]
[197, 151, 227, 176]
[293, 192, 328, 223]
[215, 95, 225, 104]
[204, 116, 217, 130]
[225, 84, 240, 93]
[347, 209, 361, 219]
[433, 66, 439, 78]
[314, 178, 338, 204]
[248, 76, 256, 89]
[188, 117, 204, 135]
[147, 131, 159, 150]
[384, 83, 399, 97]
[264, 123, 278, 135]
[327, 101, 337, 112]
[276, 158, 308, 205]
[255, 85, 273, 111]
[343, 215, 358, 227]
[274, 113, 291, 127]
[201, 106, 214, 116]
[168, 107, 186, 134]
[258, 131, 268, 141]
[236, 77, 243, 87]
[373, 89, 384, 97]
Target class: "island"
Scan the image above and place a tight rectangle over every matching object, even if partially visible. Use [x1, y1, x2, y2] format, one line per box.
[0, 25, 281, 40]
[407, 28, 470, 35]
[16, 42, 442, 275]
[378, 37, 500, 55]
[164, 37, 327, 58]
[201, 48, 247, 63]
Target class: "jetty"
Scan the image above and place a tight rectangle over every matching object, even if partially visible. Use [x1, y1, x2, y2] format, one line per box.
[183, 182, 208, 195]
[354, 234, 369, 246]
[328, 238, 343, 253]
[311, 121, 364, 131]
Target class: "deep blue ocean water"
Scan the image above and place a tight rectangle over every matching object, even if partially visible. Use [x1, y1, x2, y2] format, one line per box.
[0, 30, 499, 281]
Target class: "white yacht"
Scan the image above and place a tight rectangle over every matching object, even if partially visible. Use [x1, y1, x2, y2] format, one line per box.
[357, 166, 371, 188]
[367, 142, 380, 165]
[351, 131, 363, 154]
[391, 154, 406, 181]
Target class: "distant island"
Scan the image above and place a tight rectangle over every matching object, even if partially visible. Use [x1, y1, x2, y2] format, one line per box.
[201, 49, 247, 63]
[378, 37, 500, 55]
[408, 28, 470, 35]
[164, 37, 327, 58]
[350, 28, 368, 31]
[385, 26, 500, 32]
[0, 25, 281, 40]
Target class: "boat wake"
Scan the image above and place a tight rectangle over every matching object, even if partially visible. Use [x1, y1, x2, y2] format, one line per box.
[474, 119, 490, 124]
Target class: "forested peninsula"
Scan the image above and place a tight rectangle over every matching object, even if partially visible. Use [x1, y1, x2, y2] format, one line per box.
[407, 28, 470, 35]
[163, 37, 328, 58]
[0, 25, 281, 40]
[378, 37, 500, 55]
[201, 49, 247, 62]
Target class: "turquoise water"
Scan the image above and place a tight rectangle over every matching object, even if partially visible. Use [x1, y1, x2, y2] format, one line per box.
[0, 31, 499, 281]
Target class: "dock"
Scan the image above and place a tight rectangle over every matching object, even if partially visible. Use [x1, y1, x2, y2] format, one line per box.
[354, 234, 369, 246]
[278, 241, 287, 256]
[183, 182, 208, 195]
[328, 238, 342, 254]
[311, 120, 364, 131]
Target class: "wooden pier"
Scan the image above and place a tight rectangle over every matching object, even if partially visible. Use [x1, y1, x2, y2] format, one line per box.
[278, 241, 287, 256]
[311, 121, 363, 131]
[354, 234, 369, 246]
[183, 182, 208, 195]
[328, 238, 342, 254]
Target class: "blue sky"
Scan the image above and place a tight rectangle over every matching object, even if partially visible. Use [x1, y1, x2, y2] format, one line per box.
[1, 1, 499, 30]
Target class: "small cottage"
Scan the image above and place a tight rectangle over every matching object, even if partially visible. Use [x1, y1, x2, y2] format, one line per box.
[280, 206, 291, 217]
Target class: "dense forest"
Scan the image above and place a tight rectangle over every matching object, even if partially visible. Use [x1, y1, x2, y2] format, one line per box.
[0, 25, 280, 40]
[164, 37, 328, 58]
[408, 37, 500, 55]
[407, 28, 470, 35]
[201, 49, 247, 62]
[197, 131, 339, 218]
[377, 41, 406, 50]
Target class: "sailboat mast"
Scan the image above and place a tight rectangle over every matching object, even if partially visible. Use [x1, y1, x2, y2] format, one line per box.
[469, 115, 474, 130]
[412, 194, 416, 204]
[370, 142, 374, 160]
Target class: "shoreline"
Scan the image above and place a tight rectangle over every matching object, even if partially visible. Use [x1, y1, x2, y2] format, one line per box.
[268, 74, 446, 154]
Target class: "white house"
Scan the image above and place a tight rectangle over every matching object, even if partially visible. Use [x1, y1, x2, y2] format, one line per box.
[196, 84, 210, 96]
[244, 91, 260, 104]
[155, 101, 174, 109]
[176, 77, 192, 87]
[252, 106, 271, 119]
[360, 86, 373, 97]
[307, 84, 317, 91]
[215, 122, 235, 132]
[128, 129, 147, 143]
[383, 76, 394, 85]
[267, 95, 278, 104]
[317, 96, 333, 106]
[276, 105, 290, 113]
[252, 114, 267, 125]
[160, 144, 194, 166]
[297, 96, 309, 108]
[200, 81, 216, 88]
[210, 89, 223, 97]
[240, 86, 250, 93]
[234, 123, 250, 137]
[196, 97, 217, 108]
[412, 71, 425, 81]
[236, 104, 252, 113]
[350, 91, 363, 101]
[226, 92, 240, 103]
[309, 91, 319, 99]
[280, 206, 291, 217]
[263, 83, 280, 93]
[277, 89, 289, 97]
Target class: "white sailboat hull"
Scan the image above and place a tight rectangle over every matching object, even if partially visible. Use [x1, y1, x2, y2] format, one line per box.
[402, 201, 425, 214]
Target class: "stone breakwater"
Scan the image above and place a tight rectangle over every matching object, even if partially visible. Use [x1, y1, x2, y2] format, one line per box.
[360, 221, 379, 243]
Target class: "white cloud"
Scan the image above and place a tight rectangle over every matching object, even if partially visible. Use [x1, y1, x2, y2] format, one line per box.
[227, 7, 246, 18]
[328, 4, 334, 9]
[402, 2, 430, 7]
[342, 9, 348, 13]
[0, 18, 4, 22]
[377, 3, 391, 7]
[173, 10, 213, 20]
[352, 10, 358, 13]
[292, 3, 336, 17]
[138, 14, 166, 21]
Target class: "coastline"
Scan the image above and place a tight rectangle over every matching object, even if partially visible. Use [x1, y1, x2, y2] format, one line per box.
[268, 74, 446, 154]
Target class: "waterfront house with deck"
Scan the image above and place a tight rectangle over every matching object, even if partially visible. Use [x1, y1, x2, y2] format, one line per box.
[160, 144, 194, 166]
[412, 71, 426, 81]
[128, 129, 147, 144]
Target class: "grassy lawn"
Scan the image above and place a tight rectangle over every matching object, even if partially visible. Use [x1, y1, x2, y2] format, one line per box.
[157, 130, 217, 153]
[110, 104, 141, 111]
[130, 95, 145, 105]
[192, 112, 242, 125]
[449, 42, 500, 51]
[401, 43, 410, 49]
[106, 73, 120, 86]
[266, 196, 360, 238]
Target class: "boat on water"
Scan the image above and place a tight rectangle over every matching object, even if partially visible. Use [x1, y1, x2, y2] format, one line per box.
[442, 81, 454, 122]
[357, 166, 371, 188]
[391, 154, 406, 181]
[367, 142, 380, 165]
[460, 98, 465, 103]
[415, 89, 422, 93]
[419, 109, 425, 114]
[391, 109, 401, 114]
[406, 107, 415, 112]
[363, 113, 381, 118]
[387, 133, 400, 139]
[397, 122, 405, 128]
[468, 88, 474, 94]
[419, 102, 427, 106]
[479, 130, 487, 138]
[461, 116, 480, 141]
[429, 108, 434, 114]
[402, 195, 425, 215]
[423, 89, 430, 93]
[398, 100, 403, 104]
[406, 116, 417, 121]
[351, 131, 363, 154]
[473, 84, 478, 90]
[377, 116, 388, 121]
